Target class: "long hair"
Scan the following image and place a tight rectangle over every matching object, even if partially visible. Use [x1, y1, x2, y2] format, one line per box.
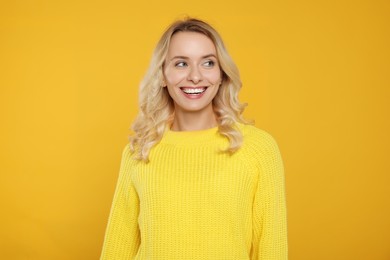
[130, 18, 250, 162]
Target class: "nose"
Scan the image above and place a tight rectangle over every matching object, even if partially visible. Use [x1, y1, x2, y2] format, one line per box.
[187, 66, 202, 84]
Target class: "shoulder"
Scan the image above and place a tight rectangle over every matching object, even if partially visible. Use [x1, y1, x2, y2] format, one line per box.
[237, 123, 281, 152]
[236, 123, 284, 176]
[120, 143, 139, 167]
[121, 143, 133, 158]
[235, 123, 283, 169]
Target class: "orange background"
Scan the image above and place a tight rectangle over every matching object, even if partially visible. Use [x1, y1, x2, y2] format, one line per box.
[1, 0, 389, 259]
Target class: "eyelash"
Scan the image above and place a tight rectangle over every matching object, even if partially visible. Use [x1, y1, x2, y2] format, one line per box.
[174, 60, 216, 68]
[204, 60, 215, 67]
[175, 61, 188, 67]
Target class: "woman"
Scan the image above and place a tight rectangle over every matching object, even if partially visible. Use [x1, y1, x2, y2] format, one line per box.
[101, 18, 287, 259]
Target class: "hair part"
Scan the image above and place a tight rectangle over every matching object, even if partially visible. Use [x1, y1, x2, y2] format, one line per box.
[130, 17, 251, 162]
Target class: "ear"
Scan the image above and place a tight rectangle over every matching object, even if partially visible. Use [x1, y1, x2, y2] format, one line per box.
[161, 79, 167, 87]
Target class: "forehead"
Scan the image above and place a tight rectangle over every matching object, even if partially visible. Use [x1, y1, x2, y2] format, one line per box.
[167, 32, 217, 58]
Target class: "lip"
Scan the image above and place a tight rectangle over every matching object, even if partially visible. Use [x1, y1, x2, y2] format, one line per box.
[180, 86, 207, 89]
[179, 86, 208, 99]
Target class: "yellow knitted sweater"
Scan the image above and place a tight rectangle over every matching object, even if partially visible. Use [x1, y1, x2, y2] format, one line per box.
[100, 124, 287, 259]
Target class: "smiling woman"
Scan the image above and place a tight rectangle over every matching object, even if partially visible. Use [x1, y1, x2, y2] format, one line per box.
[100, 18, 287, 260]
[163, 32, 222, 130]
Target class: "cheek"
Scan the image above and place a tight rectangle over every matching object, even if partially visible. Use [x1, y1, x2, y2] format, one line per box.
[204, 70, 222, 84]
[164, 69, 187, 85]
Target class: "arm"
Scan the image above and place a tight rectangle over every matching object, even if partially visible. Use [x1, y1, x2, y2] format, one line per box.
[100, 145, 141, 260]
[251, 134, 288, 259]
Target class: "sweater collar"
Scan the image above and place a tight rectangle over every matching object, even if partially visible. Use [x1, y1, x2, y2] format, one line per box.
[160, 126, 221, 145]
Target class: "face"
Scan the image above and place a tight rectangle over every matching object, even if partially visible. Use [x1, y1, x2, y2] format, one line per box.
[163, 32, 222, 115]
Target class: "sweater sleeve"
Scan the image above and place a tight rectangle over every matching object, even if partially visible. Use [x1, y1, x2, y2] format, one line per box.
[100, 145, 141, 260]
[250, 132, 288, 259]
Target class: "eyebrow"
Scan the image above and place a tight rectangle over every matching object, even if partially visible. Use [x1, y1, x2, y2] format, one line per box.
[169, 54, 217, 61]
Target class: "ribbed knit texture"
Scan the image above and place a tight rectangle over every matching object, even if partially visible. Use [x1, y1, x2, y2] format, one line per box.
[100, 123, 287, 259]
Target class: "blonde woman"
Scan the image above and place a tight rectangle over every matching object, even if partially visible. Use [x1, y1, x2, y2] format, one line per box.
[100, 18, 287, 259]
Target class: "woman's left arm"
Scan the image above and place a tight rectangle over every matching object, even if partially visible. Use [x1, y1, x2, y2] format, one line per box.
[251, 133, 288, 259]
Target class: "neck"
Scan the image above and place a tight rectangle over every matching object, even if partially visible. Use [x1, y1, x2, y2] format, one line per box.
[171, 105, 218, 131]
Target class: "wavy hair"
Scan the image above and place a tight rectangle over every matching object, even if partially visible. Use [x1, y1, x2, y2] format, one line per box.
[130, 17, 250, 162]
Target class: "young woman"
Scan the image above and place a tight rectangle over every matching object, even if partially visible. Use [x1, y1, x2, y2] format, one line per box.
[100, 18, 287, 259]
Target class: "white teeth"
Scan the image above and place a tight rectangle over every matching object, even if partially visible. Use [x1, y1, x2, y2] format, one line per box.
[182, 88, 206, 94]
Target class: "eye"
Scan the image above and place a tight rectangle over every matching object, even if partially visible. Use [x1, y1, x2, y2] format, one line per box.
[175, 61, 187, 67]
[203, 60, 215, 67]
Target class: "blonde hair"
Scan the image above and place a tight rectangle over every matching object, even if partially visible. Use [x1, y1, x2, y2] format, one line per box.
[130, 18, 250, 162]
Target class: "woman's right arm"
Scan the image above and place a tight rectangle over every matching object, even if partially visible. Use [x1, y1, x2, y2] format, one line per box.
[100, 145, 141, 260]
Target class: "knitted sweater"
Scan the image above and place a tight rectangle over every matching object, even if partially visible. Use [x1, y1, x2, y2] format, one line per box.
[100, 123, 287, 259]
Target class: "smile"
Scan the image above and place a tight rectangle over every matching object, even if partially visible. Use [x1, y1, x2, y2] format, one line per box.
[180, 87, 207, 95]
